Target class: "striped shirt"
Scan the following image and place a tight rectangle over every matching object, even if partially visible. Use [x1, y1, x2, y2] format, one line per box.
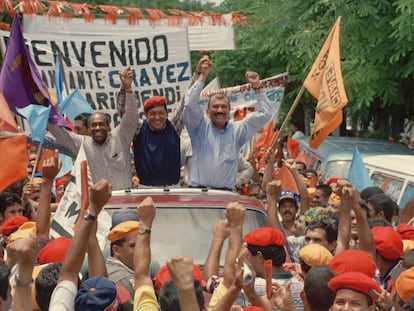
[49, 92, 138, 190]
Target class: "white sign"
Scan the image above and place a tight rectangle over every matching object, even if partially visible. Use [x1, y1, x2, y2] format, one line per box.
[0, 28, 191, 127]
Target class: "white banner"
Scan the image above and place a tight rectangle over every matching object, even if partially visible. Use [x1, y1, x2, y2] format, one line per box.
[23, 15, 235, 51]
[0, 28, 191, 128]
[50, 145, 111, 247]
[200, 72, 288, 122]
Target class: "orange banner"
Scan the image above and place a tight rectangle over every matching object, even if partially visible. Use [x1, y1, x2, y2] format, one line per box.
[304, 16, 348, 149]
[0, 92, 18, 132]
[0, 136, 28, 191]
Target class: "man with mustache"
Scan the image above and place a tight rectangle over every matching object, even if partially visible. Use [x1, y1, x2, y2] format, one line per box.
[183, 56, 272, 190]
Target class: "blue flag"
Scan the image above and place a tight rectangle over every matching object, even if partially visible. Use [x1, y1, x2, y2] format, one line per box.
[0, 16, 69, 128]
[56, 153, 73, 179]
[16, 105, 51, 144]
[58, 88, 93, 122]
[348, 147, 374, 192]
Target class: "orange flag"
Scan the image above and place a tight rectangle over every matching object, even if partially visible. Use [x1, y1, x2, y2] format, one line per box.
[0, 135, 28, 191]
[295, 150, 309, 167]
[304, 16, 348, 149]
[273, 166, 299, 194]
[287, 138, 299, 159]
[0, 92, 18, 132]
[253, 121, 274, 151]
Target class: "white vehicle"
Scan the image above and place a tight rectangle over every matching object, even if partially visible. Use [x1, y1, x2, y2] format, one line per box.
[363, 155, 414, 223]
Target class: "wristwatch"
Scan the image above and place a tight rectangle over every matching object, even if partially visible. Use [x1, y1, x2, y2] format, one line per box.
[138, 225, 151, 234]
[84, 211, 97, 221]
[14, 274, 33, 288]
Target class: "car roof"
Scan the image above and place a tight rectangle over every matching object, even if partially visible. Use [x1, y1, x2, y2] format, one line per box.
[363, 155, 414, 178]
[106, 188, 265, 211]
[297, 136, 414, 158]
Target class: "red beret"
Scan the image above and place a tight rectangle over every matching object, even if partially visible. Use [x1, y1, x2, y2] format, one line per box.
[372, 226, 403, 260]
[326, 177, 340, 185]
[143, 96, 166, 112]
[153, 264, 205, 292]
[396, 224, 414, 241]
[330, 249, 377, 277]
[0, 216, 29, 236]
[243, 227, 285, 247]
[244, 307, 267, 311]
[38, 237, 71, 264]
[328, 272, 382, 302]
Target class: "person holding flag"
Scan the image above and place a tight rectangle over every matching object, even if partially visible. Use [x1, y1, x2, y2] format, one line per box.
[48, 67, 138, 190]
[183, 55, 272, 190]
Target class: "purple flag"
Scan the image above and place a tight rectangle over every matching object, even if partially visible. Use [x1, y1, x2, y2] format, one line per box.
[0, 16, 69, 128]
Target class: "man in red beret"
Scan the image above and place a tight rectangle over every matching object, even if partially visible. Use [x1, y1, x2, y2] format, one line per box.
[243, 227, 304, 310]
[131, 95, 181, 186]
[328, 271, 383, 311]
[48, 68, 138, 190]
[371, 225, 404, 292]
[182, 55, 272, 190]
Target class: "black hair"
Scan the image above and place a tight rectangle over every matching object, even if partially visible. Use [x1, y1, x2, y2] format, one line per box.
[304, 266, 336, 311]
[247, 244, 286, 267]
[88, 112, 111, 126]
[208, 93, 230, 108]
[360, 186, 383, 202]
[0, 262, 10, 301]
[367, 193, 396, 223]
[306, 217, 339, 244]
[299, 259, 312, 274]
[0, 192, 22, 216]
[110, 238, 126, 257]
[403, 296, 414, 310]
[159, 280, 204, 311]
[316, 184, 332, 198]
[74, 112, 91, 128]
[367, 218, 393, 228]
[35, 262, 63, 311]
[402, 248, 414, 269]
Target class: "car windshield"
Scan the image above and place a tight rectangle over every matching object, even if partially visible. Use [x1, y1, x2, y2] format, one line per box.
[105, 206, 267, 266]
[324, 160, 351, 181]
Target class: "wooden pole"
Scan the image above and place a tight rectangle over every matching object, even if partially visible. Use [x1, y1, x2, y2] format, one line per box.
[268, 85, 306, 151]
[30, 144, 43, 180]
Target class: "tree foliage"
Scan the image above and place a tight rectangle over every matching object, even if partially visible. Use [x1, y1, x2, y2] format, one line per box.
[210, 0, 414, 137]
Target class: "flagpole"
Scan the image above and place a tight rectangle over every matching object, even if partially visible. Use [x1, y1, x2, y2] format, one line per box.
[268, 85, 306, 151]
[57, 52, 70, 97]
[31, 144, 43, 180]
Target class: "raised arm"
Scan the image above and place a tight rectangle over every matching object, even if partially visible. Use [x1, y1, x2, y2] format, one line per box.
[133, 196, 156, 289]
[203, 219, 230, 282]
[7, 236, 39, 311]
[266, 180, 283, 231]
[87, 220, 108, 277]
[167, 256, 200, 311]
[57, 179, 111, 285]
[48, 123, 83, 155]
[115, 67, 139, 143]
[182, 55, 213, 131]
[222, 202, 246, 289]
[283, 159, 309, 215]
[36, 150, 61, 242]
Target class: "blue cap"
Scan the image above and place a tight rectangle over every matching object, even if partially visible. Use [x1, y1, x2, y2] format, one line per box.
[276, 190, 300, 208]
[111, 207, 138, 228]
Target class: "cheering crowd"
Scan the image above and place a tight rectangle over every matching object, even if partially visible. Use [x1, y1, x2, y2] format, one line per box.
[1, 56, 414, 311]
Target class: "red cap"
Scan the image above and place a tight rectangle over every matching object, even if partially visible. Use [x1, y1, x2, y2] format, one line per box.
[0, 216, 29, 236]
[38, 237, 71, 264]
[328, 272, 382, 302]
[55, 177, 69, 188]
[326, 177, 340, 185]
[143, 96, 166, 112]
[372, 226, 403, 260]
[330, 249, 377, 277]
[396, 224, 414, 241]
[153, 264, 205, 292]
[243, 227, 284, 247]
[244, 307, 267, 311]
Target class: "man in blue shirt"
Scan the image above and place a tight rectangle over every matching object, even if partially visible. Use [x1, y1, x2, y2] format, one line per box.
[183, 55, 272, 190]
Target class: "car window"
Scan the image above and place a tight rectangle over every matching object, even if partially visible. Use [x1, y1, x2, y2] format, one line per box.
[324, 160, 351, 181]
[400, 182, 414, 211]
[106, 206, 267, 266]
[371, 173, 404, 203]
